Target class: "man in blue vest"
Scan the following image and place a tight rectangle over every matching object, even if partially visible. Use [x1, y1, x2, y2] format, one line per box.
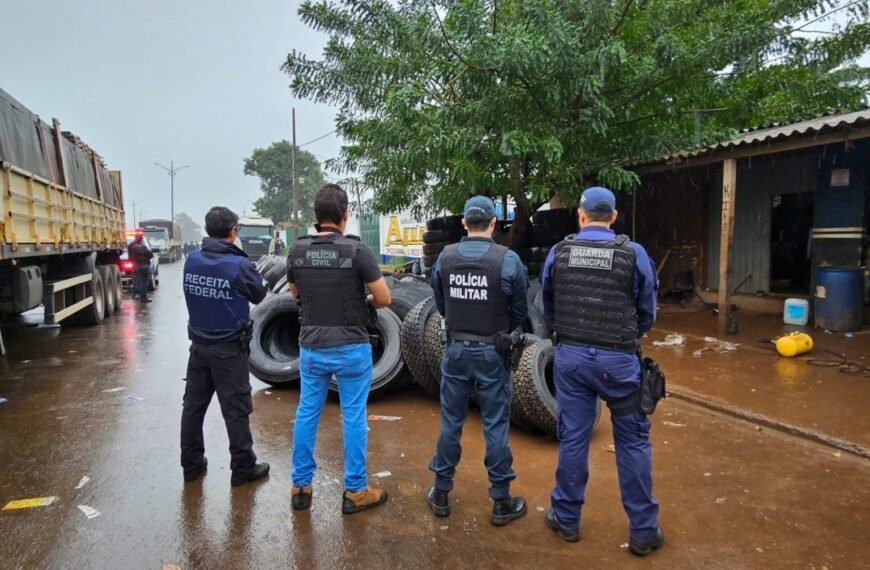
[539, 187, 663, 556]
[180, 206, 270, 486]
[287, 184, 392, 515]
[427, 196, 529, 526]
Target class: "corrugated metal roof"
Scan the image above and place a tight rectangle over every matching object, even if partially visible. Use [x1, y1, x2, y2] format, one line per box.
[631, 109, 870, 167]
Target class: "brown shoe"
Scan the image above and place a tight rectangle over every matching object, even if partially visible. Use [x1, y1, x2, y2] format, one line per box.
[342, 487, 389, 515]
[292, 486, 312, 511]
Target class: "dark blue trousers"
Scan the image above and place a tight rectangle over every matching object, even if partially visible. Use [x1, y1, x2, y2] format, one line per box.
[429, 341, 516, 500]
[550, 343, 660, 540]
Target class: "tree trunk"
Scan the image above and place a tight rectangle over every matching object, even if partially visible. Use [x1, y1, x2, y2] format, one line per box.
[507, 157, 531, 250]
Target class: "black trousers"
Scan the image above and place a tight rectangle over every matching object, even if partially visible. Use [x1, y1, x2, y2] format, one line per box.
[180, 342, 257, 475]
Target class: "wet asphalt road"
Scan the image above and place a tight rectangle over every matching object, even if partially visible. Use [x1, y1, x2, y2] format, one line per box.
[1, 262, 870, 569]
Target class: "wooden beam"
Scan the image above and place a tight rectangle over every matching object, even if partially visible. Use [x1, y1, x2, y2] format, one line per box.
[717, 158, 737, 335]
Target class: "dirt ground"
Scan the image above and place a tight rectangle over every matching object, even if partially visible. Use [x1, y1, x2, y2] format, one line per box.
[1, 263, 869, 569]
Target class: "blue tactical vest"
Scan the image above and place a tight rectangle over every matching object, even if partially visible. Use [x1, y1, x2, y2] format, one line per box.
[184, 249, 251, 337]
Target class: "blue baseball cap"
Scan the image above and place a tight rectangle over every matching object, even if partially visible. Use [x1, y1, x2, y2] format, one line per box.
[463, 196, 496, 223]
[580, 186, 616, 213]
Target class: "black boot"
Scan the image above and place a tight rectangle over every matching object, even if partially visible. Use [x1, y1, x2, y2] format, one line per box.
[231, 462, 270, 487]
[490, 496, 527, 527]
[426, 487, 449, 517]
[183, 457, 208, 483]
[629, 528, 665, 556]
[545, 509, 579, 542]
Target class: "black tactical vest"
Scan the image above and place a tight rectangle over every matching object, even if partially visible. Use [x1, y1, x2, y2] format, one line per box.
[289, 233, 369, 328]
[440, 242, 510, 337]
[552, 235, 638, 352]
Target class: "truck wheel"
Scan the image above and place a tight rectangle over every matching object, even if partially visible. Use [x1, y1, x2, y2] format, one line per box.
[248, 292, 301, 387]
[400, 297, 442, 396]
[97, 265, 116, 315]
[148, 268, 158, 291]
[75, 269, 106, 326]
[110, 266, 123, 312]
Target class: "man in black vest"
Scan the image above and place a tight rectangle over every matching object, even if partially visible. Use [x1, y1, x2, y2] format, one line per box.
[287, 184, 392, 515]
[427, 196, 529, 526]
[539, 187, 663, 556]
[181, 206, 270, 486]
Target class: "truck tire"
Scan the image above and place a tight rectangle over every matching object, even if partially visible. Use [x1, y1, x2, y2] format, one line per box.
[248, 292, 301, 387]
[513, 339, 601, 436]
[148, 267, 158, 291]
[426, 215, 463, 232]
[523, 301, 551, 340]
[389, 281, 435, 321]
[272, 275, 288, 294]
[97, 265, 115, 315]
[110, 265, 123, 312]
[75, 269, 106, 326]
[328, 308, 407, 398]
[509, 335, 541, 430]
[400, 297, 443, 396]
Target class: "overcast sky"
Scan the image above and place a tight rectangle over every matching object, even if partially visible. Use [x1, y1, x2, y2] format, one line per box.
[0, 0, 340, 228]
[1, 2, 867, 230]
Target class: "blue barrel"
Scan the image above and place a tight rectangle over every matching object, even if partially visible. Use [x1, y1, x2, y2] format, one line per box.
[814, 267, 864, 332]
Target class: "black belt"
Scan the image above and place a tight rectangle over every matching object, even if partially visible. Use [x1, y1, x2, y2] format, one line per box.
[558, 336, 637, 354]
[448, 331, 498, 345]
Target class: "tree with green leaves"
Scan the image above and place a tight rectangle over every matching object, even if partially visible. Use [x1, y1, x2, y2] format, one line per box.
[284, 0, 870, 245]
[243, 140, 326, 228]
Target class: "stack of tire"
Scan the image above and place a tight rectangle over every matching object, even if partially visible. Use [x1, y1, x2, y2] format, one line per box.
[421, 215, 466, 274]
[515, 208, 578, 279]
[255, 254, 288, 291]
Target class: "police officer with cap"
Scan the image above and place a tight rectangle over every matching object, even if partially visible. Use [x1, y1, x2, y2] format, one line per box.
[427, 196, 529, 526]
[539, 187, 663, 555]
[287, 184, 392, 515]
[180, 206, 270, 486]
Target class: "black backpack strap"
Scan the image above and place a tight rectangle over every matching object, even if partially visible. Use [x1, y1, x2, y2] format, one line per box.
[615, 234, 631, 247]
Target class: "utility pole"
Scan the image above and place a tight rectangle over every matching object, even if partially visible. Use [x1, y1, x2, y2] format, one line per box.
[154, 160, 190, 223]
[292, 108, 300, 241]
[131, 198, 137, 227]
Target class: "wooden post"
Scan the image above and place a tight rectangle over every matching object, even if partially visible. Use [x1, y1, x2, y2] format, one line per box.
[717, 158, 737, 334]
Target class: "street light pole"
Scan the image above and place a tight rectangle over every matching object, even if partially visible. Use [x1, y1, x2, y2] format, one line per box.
[154, 160, 190, 223]
[292, 108, 299, 241]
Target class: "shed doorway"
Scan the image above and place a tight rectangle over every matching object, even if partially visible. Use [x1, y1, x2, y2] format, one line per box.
[770, 192, 814, 294]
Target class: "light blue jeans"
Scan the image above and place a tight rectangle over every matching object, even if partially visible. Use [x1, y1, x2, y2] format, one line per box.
[292, 343, 372, 491]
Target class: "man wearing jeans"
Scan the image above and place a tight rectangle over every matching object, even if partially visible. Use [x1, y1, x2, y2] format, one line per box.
[286, 184, 392, 514]
[540, 187, 663, 556]
[427, 196, 529, 526]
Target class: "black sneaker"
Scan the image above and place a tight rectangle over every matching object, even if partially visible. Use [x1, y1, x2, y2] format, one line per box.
[426, 487, 450, 517]
[490, 496, 527, 527]
[231, 462, 270, 487]
[140, 297, 153, 303]
[183, 458, 208, 483]
[545, 509, 579, 542]
[629, 528, 665, 556]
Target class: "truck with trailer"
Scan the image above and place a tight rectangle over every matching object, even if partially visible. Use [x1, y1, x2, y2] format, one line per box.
[138, 218, 181, 262]
[0, 88, 125, 352]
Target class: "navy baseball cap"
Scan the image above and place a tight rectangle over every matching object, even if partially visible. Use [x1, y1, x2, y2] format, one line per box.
[463, 196, 496, 223]
[580, 186, 616, 213]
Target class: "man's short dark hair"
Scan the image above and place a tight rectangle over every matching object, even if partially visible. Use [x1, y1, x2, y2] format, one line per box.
[314, 184, 348, 225]
[465, 218, 493, 232]
[581, 208, 613, 223]
[204, 206, 239, 239]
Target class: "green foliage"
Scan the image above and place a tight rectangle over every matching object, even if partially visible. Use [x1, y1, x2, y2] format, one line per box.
[243, 140, 325, 227]
[284, 0, 870, 229]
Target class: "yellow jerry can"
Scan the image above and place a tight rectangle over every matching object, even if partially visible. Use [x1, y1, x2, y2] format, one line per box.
[775, 332, 814, 357]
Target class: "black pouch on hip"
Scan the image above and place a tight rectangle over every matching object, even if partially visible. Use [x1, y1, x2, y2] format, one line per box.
[639, 352, 667, 415]
[495, 333, 513, 358]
